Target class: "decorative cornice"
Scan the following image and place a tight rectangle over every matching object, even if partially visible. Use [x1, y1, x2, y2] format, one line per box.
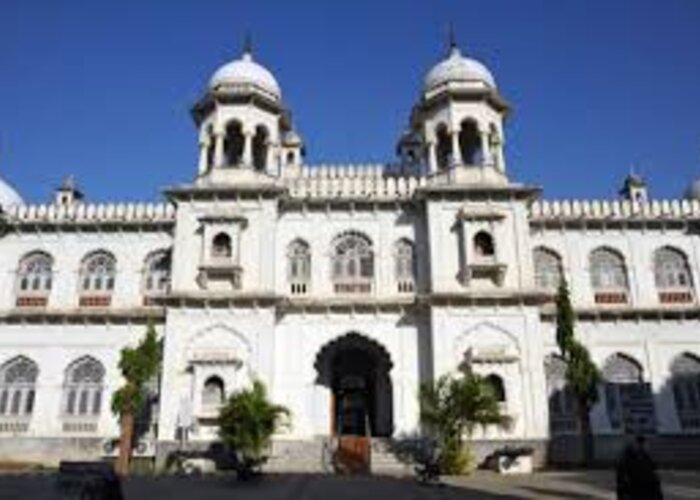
[2, 202, 175, 229]
[539, 303, 700, 322]
[0, 307, 166, 325]
[529, 199, 700, 224]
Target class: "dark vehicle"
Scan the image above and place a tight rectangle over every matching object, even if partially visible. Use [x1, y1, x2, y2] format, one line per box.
[56, 461, 123, 500]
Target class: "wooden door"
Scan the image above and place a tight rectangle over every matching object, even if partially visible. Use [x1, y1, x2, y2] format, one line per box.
[336, 435, 370, 474]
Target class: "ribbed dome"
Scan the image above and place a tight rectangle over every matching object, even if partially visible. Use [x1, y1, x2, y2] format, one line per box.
[424, 46, 496, 92]
[0, 176, 23, 209]
[209, 51, 281, 101]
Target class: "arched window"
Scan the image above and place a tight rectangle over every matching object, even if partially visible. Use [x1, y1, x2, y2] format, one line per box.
[602, 353, 655, 434]
[544, 354, 578, 434]
[394, 239, 416, 293]
[80, 251, 116, 294]
[223, 121, 244, 166]
[202, 376, 225, 414]
[331, 231, 374, 294]
[435, 124, 452, 170]
[211, 233, 232, 259]
[655, 247, 694, 303]
[458, 119, 482, 165]
[15, 252, 53, 308]
[474, 231, 495, 259]
[288, 239, 311, 295]
[286, 151, 295, 165]
[0, 356, 38, 420]
[63, 357, 105, 418]
[670, 353, 700, 430]
[16, 252, 53, 294]
[533, 247, 563, 290]
[252, 125, 269, 171]
[143, 250, 171, 295]
[590, 248, 628, 304]
[484, 374, 506, 403]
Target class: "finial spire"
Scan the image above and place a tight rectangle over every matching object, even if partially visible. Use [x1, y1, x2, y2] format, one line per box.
[448, 23, 456, 50]
[243, 32, 253, 58]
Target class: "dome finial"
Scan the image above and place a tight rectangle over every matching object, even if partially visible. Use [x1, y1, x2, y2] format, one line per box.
[447, 23, 460, 56]
[242, 31, 253, 60]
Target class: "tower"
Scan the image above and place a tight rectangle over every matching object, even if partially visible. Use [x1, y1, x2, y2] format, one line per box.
[191, 39, 304, 183]
[401, 36, 510, 184]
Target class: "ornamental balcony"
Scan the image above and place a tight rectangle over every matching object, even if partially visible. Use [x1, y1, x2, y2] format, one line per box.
[196, 258, 243, 292]
[462, 258, 507, 287]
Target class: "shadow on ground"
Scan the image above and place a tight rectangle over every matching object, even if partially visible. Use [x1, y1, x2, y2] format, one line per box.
[0, 473, 522, 500]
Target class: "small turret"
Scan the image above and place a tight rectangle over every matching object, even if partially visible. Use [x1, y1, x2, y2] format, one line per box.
[54, 176, 83, 205]
[619, 172, 648, 202]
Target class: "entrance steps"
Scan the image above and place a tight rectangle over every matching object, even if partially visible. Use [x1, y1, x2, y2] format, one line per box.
[370, 438, 416, 476]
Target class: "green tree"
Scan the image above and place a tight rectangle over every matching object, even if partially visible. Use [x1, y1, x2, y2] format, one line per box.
[419, 372, 510, 474]
[218, 380, 290, 478]
[111, 322, 161, 476]
[555, 277, 600, 464]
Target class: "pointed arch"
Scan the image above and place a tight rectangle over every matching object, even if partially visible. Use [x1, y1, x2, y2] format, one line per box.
[314, 332, 393, 437]
[287, 238, 311, 294]
[62, 356, 105, 418]
[143, 248, 171, 294]
[544, 353, 578, 434]
[16, 251, 53, 295]
[252, 124, 269, 171]
[670, 352, 700, 430]
[533, 246, 563, 290]
[79, 250, 116, 294]
[394, 238, 415, 293]
[0, 356, 38, 418]
[654, 246, 694, 304]
[601, 352, 656, 433]
[223, 120, 244, 166]
[458, 118, 482, 165]
[330, 231, 374, 294]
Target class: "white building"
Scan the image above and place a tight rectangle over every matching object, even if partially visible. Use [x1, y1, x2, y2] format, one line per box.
[1, 40, 699, 470]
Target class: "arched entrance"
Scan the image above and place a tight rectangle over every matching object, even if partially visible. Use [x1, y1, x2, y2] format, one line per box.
[314, 333, 394, 438]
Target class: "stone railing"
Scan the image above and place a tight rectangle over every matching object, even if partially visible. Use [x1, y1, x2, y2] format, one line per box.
[529, 199, 700, 222]
[284, 164, 429, 200]
[3, 202, 176, 225]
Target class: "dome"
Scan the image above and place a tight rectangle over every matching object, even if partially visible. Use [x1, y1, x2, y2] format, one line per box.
[685, 177, 700, 200]
[424, 46, 496, 93]
[282, 130, 303, 147]
[0, 176, 23, 209]
[209, 51, 281, 101]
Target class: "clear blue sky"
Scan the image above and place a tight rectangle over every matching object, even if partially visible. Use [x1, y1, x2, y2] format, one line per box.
[1, 0, 699, 203]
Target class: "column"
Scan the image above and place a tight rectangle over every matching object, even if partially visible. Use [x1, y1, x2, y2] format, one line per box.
[197, 140, 209, 176]
[213, 132, 225, 168]
[451, 131, 462, 166]
[427, 141, 437, 174]
[265, 141, 275, 174]
[242, 131, 253, 167]
[480, 131, 490, 167]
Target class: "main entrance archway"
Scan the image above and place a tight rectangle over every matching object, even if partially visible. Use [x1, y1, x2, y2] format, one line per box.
[314, 333, 394, 438]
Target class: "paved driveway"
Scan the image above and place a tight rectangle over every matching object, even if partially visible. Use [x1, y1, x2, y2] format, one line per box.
[1, 470, 699, 499]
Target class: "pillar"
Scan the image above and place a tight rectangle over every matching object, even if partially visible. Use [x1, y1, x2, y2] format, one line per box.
[197, 140, 209, 176]
[480, 131, 490, 167]
[427, 141, 437, 174]
[451, 131, 462, 166]
[213, 132, 225, 168]
[242, 131, 253, 167]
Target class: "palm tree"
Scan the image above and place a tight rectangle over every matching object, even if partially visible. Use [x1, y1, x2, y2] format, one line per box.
[218, 380, 290, 478]
[419, 372, 510, 474]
